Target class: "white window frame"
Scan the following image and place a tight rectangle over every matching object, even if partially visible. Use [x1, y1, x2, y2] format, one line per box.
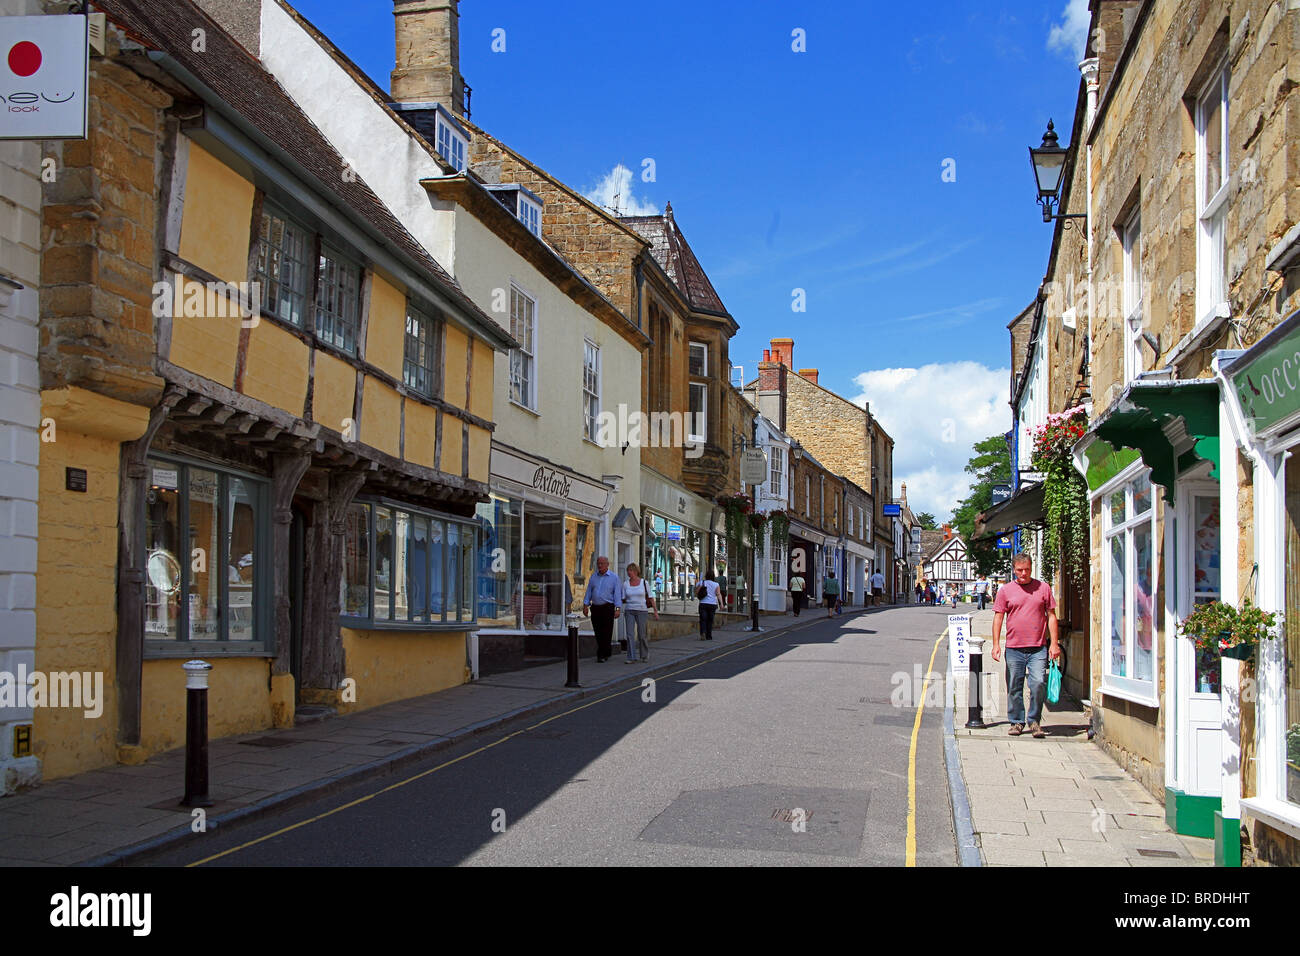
[435, 112, 468, 172]
[688, 381, 707, 443]
[1100, 464, 1160, 707]
[1122, 210, 1144, 385]
[1195, 60, 1230, 328]
[769, 445, 783, 498]
[804, 475, 811, 515]
[847, 503, 854, 535]
[582, 339, 600, 443]
[518, 194, 542, 237]
[768, 539, 784, 587]
[509, 282, 537, 411]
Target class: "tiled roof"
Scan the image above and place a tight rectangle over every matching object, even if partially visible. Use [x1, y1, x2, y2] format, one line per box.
[96, 0, 499, 338]
[621, 205, 729, 317]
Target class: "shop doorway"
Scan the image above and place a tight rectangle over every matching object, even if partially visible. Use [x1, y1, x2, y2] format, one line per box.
[289, 504, 306, 701]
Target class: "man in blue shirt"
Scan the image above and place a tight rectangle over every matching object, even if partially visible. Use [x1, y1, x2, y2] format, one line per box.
[583, 555, 621, 662]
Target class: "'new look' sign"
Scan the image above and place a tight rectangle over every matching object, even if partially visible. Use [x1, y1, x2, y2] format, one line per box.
[1, 15, 88, 140]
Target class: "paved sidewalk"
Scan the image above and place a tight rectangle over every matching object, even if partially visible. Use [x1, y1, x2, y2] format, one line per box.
[949, 608, 1214, 867]
[0, 603, 880, 867]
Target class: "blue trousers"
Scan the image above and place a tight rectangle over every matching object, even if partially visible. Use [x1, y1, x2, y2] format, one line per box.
[1004, 645, 1048, 725]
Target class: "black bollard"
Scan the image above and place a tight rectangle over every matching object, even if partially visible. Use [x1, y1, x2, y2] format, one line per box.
[965, 637, 986, 729]
[180, 660, 214, 807]
[565, 613, 581, 688]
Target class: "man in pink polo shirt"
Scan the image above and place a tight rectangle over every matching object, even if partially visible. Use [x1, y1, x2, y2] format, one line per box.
[990, 553, 1060, 739]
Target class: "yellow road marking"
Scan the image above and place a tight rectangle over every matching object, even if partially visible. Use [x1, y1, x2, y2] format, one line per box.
[187, 617, 822, 866]
[905, 629, 945, 867]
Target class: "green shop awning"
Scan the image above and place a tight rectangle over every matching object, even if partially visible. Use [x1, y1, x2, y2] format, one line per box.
[1084, 379, 1220, 501]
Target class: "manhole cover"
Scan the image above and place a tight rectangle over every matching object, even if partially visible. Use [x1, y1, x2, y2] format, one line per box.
[239, 736, 296, 748]
[638, 784, 869, 857]
[1135, 848, 1181, 859]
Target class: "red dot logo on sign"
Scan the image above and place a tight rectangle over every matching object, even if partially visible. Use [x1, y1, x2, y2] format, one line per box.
[8, 41, 43, 78]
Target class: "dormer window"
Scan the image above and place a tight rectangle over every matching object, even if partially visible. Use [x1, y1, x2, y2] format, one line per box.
[435, 111, 468, 172]
[517, 194, 541, 236]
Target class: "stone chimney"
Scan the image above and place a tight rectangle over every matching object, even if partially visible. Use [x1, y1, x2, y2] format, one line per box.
[798, 368, 819, 385]
[769, 338, 793, 368]
[391, 0, 465, 115]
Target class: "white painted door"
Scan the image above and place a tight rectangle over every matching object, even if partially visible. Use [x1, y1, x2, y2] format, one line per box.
[1176, 483, 1224, 796]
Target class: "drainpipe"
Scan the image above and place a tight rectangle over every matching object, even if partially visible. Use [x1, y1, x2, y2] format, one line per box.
[1080, 54, 1100, 710]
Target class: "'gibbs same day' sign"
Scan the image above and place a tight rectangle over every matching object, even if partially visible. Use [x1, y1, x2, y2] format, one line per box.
[1, 15, 88, 140]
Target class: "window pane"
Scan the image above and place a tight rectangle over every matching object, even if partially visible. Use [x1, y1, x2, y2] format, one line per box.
[429, 520, 445, 620]
[393, 511, 410, 622]
[187, 469, 220, 640]
[316, 249, 360, 354]
[476, 497, 521, 628]
[226, 477, 258, 641]
[1132, 474, 1152, 516]
[256, 211, 309, 327]
[447, 522, 461, 621]
[375, 507, 394, 620]
[1109, 535, 1127, 677]
[689, 382, 706, 440]
[1133, 522, 1154, 682]
[523, 507, 564, 630]
[461, 528, 475, 622]
[689, 343, 707, 377]
[341, 503, 370, 618]
[404, 306, 437, 396]
[408, 514, 428, 622]
[1202, 84, 1222, 202]
[145, 463, 182, 640]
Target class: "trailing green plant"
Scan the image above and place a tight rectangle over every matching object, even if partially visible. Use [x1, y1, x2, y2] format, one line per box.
[716, 493, 753, 563]
[748, 511, 768, 553]
[767, 509, 790, 547]
[1031, 406, 1090, 584]
[1179, 599, 1280, 656]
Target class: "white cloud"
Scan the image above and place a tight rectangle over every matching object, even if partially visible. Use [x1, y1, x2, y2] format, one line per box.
[1047, 0, 1090, 61]
[851, 362, 1010, 522]
[583, 164, 658, 216]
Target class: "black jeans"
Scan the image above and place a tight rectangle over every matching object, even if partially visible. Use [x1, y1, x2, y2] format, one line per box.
[791, 591, 804, 616]
[699, 603, 716, 639]
[590, 603, 615, 659]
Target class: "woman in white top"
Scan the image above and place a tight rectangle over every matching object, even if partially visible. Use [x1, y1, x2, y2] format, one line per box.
[697, 569, 721, 640]
[621, 563, 659, 663]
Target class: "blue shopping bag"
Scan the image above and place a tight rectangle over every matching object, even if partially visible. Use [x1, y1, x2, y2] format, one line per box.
[1046, 659, 1062, 705]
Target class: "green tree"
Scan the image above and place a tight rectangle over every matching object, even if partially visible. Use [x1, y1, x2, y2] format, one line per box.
[914, 512, 939, 531]
[952, 434, 1012, 577]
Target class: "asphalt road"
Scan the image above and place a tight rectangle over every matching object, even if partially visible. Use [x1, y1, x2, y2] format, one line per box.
[148, 604, 959, 866]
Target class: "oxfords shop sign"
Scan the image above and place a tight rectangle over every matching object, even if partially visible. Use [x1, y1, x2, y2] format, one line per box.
[490, 447, 611, 511]
[1229, 308, 1300, 440]
[1, 16, 88, 140]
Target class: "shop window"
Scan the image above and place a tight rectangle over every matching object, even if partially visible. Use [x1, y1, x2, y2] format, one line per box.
[522, 507, 564, 629]
[1102, 470, 1157, 703]
[255, 206, 312, 328]
[342, 500, 476, 627]
[476, 497, 521, 628]
[144, 457, 267, 650]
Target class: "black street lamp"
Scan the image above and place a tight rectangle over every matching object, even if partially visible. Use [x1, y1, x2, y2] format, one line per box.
[1029, 120, 1086, 225]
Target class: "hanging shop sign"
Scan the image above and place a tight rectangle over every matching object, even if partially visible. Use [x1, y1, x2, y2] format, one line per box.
[740, 448, 768, 486]
[1227, 307, 1300, 440]
[1, 15, 89, 140]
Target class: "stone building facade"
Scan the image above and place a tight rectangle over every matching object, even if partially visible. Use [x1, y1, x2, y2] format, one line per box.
[1055, 0, 1300, 866]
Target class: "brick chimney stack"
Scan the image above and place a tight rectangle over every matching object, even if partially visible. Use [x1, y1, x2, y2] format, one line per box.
[769, 338, 793, 368]
[391, 0, 466, 115]
[798, 369, 819, 385]
[942, 523, 952, 540]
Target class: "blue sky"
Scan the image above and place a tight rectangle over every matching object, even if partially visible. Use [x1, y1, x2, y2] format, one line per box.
[293, 0, 1092, 519]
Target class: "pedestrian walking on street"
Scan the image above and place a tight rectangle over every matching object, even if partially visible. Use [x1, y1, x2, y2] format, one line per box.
[926, 584, 936, 605]
[789, 571, 806, 616]
[869, 568, 886, 606]
[697, 569, 721, 639]
[990, 553, 1061, 739]
[621, 563, 658, 663]
[822, 570, 840, 619]
[914, 583, 923, 605]
[975, 574, 991, 611]
[582, 556, 622, 662]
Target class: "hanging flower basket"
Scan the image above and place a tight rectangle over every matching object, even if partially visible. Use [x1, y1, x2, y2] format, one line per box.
[1180, 600, 1280, 660]
[1030, 406, 1089, 585]
[717, 493, 754, 562]
[767, 509, 790, 547]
